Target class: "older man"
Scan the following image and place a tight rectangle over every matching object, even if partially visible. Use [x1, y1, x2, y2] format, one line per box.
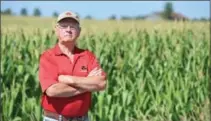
[39, 11, 107, 121]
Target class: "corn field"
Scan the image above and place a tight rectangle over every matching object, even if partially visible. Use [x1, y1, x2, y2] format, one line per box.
[1, 16, 210, 121]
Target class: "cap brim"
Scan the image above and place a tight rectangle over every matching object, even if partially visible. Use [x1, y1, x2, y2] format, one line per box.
[57, 17, 79, 23]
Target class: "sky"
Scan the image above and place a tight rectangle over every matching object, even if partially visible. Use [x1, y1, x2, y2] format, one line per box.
[1, 1, 210, 20]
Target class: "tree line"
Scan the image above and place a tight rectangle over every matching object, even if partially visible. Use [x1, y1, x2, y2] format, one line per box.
[1, 2, 210, 21]
[1, 8, 42, 17]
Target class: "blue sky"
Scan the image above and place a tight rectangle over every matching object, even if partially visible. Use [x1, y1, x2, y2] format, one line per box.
[1, 1, 210, 19]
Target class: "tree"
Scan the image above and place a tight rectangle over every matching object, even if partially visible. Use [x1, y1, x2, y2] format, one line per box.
[52, 11, 58, 17]
[85, 15, 92, 20]
[75, 12, 80, 18]
[192, 18, 199, 21]
[1, 8, 12, 15]
[33, 8, 41, 17]
[135, 15, 145, 20]
[120, 16, 132, 20]
[20, 8, 28, 16]
[163, 2, 174, 20]
[200, 17, 208, 21]
[108, 14, 117, 20]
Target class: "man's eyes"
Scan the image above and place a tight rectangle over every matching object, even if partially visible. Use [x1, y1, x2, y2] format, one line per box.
[60, 24, 75, 28]
[60, 25, 68, 27]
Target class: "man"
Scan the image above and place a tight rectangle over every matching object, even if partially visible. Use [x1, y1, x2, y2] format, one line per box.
[39, 11, 107, 121]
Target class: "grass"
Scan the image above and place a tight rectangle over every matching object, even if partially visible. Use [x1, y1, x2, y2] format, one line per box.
[1, 15, 210, 121]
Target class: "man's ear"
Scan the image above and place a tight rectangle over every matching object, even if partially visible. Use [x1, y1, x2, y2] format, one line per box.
[52, 22, 57, 31]
[79, 26, 81, 32]
[77, 26, 81, 37]
[54, 25, 58, 36]
[54, 25, 57, 32]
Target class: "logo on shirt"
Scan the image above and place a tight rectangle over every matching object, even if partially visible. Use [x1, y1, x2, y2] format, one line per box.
[81, 66, 88, 72]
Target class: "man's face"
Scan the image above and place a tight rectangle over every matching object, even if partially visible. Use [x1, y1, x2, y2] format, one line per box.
[55, 18, 81, 43]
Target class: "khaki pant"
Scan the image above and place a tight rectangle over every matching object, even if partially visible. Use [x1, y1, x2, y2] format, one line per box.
[43, 114, 89, 121]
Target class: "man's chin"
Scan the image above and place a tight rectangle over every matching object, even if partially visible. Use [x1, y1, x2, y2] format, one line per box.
[61, 39, 75, 43]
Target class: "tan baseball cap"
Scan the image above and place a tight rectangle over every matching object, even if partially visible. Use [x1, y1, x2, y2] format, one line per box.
[57, 11, 80, 24]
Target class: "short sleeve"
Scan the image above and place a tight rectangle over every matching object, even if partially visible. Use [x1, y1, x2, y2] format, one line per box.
[38, 53, 58, 93]
[88, 51, 107, 77]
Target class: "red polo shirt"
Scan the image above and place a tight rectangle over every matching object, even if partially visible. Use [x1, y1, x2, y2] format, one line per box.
[38, 43, 106, 117]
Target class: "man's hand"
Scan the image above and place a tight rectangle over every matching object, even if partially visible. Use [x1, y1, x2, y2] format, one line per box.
[58, 75, 74, 84]
[58, 67, 102, 83]
[58, 67, 106, 91]
[88, 67, 102, 76]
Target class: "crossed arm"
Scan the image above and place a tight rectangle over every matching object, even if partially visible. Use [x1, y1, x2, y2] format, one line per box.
[45, 67, 106, 97]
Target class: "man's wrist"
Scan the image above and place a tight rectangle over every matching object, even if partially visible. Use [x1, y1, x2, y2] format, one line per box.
[67, 76, 76, 85]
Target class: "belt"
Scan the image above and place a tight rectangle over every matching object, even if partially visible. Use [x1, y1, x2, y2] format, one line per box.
[44, 110, 86, 121]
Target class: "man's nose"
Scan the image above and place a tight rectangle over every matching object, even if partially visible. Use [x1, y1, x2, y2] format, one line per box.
[66, 26, 71, 30]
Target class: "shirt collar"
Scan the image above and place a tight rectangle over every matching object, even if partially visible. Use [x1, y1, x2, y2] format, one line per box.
[53, 43, 85, 57]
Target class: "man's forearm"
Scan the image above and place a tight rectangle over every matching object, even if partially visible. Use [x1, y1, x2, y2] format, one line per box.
[61, 76, 106, 91]
[46, 83, 86, 97]
[74, 76, 106, 91]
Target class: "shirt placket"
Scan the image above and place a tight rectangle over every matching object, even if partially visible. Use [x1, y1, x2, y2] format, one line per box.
[71, 55, 81, 75]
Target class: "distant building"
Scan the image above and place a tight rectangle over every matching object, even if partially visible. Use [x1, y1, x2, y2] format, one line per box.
[170, 12, 189, 21]
[144, 12, 164, 21]
[144, 11, 189, 21]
